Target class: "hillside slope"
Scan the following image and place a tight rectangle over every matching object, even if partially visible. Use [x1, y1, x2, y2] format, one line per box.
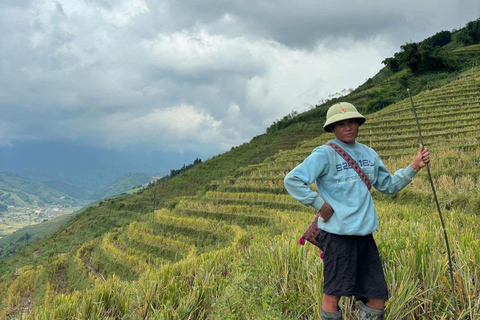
[1, 67, 479, 319]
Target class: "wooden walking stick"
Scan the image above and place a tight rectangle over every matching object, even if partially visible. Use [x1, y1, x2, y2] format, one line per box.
[407, 89, 457, 318]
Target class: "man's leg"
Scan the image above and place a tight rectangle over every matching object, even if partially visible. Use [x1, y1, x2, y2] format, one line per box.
[355, 235, 387, 319]
[322, 293, 340, 311]
[321, 294, 342, 320]
[356, 235, 386, 319]
[317, 231, 357, 320]
[366, 298, 385, 309]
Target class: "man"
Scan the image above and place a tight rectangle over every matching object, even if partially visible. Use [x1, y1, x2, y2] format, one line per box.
[284, 102, 430, 320]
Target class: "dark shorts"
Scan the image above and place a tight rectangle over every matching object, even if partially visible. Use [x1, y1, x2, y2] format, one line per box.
[316, 230, 388, 301]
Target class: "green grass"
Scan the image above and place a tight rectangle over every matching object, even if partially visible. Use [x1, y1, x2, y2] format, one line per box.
[452, 44, 480, 55]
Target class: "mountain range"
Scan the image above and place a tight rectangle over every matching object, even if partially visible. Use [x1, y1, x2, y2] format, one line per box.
[0, 171, 155, 209]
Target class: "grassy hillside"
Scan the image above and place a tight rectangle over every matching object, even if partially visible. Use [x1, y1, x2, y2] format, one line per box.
[0, 66, 478, 319]
[0, 22, 479, 318]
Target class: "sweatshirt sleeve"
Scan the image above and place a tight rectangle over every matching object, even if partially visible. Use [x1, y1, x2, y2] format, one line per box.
[373, 156, 417, 195]
[284, 148, 329, 210]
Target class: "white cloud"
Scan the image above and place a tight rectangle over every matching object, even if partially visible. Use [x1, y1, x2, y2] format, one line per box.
[222, 13, 236, 23]
[142, 30, 263, 76]
[244, 37, 387, 127]
[105, 104, 221, 141]
[51, 103, 238, 154]
[102, 0, 149, 27]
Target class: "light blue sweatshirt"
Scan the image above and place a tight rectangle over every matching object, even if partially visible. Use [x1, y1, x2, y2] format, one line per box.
[284, 139, 417, 236]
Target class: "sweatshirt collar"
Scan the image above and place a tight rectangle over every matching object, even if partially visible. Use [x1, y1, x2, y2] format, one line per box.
[332, 139, 358, 150]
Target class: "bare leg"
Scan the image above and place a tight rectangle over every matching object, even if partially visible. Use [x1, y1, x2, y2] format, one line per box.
[366, 298, 385, 309]
[322, 294, 340, 312]
[321, 294, 343, 319]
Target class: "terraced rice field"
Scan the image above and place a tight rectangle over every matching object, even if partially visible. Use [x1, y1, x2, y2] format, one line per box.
[3, 68, 480, 319]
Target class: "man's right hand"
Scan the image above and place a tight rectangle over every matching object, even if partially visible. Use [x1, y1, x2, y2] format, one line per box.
[318, 203, 334, 222]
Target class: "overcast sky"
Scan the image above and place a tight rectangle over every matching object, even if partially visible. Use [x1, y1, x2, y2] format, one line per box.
[1, 0, 479, 179]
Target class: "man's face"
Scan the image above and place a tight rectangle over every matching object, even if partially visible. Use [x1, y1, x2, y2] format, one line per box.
[332, 119, 359, 145]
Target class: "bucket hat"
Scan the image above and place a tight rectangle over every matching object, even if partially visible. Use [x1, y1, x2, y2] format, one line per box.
[323, 102, 366, 132]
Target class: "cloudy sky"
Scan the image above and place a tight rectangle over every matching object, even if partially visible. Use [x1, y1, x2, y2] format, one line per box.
[1, 0, 479, 185]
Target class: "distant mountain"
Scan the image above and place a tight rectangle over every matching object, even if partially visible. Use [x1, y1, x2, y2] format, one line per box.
[0, 172, 85, 207]
[43, 180, 96, 200]
[0, 141, 200, 193]
[0, 172, 155, 209]
[95, 173, 153, 199]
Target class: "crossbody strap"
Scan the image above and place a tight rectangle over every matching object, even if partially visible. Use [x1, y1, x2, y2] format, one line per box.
[327, 142, 371, 190]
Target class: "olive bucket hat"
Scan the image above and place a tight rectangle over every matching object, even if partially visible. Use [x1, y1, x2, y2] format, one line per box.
[323, 102, 366, 132]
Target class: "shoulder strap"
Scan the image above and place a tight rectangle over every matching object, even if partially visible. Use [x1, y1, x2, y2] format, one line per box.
[327, 142, 371, 190]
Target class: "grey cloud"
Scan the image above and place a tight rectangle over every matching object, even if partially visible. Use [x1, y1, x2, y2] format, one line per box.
[150, 0, 479, 48]
[1, 0, 479, 156]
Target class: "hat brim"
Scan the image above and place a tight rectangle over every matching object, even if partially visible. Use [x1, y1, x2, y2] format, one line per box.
[323, 113, 366, 132]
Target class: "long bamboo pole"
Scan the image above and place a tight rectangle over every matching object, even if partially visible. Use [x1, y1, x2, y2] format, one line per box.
[407, 89, 457, 318]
